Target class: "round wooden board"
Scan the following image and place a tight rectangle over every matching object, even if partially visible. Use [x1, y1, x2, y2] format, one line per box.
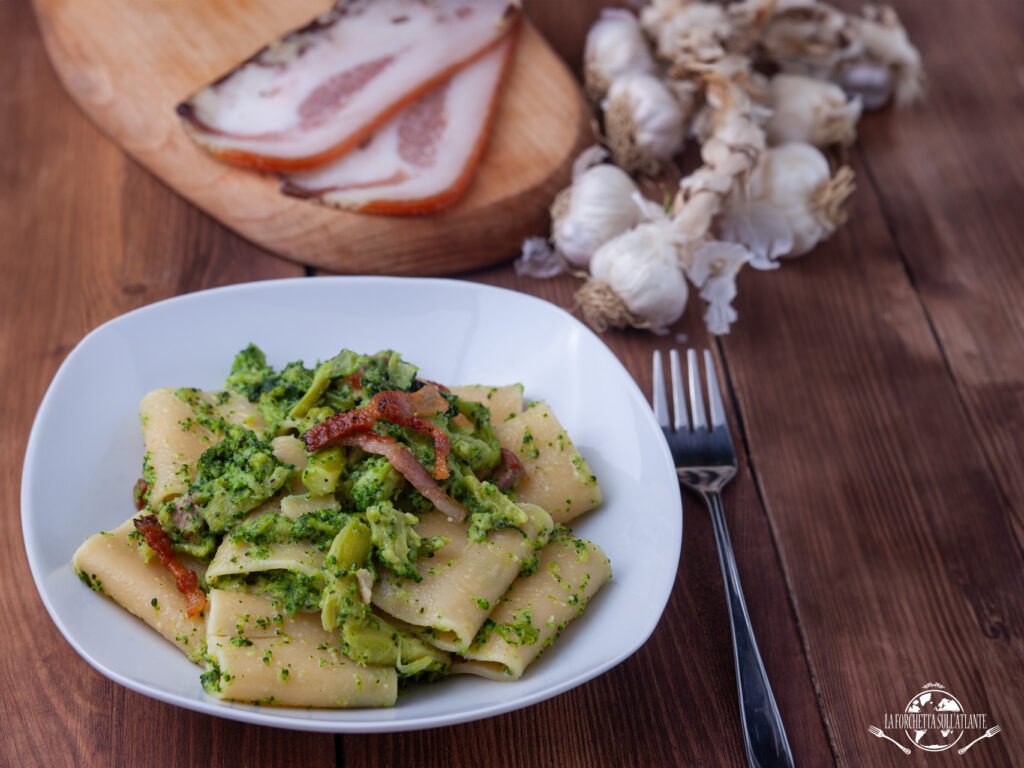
[31, 0, 592, 275]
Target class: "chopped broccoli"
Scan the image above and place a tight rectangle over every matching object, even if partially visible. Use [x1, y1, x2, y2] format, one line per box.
[357, 350, 418, 397]
[366, 501, 424, 580]
[155, 496, 218, 560]
[320, 519, 373, 631]
[190, 426, 293, 533]
[290, 507, 350, 550]
[225, 344, 274, 402]
[228, 511, 291, 547]
[341, 613, 449, 680]
[449, 398, 502, 472]
[256, 360, 315, 435]
[448, 469, 530, 543]
[349, 455, 405, 510]
[215, 571, 323, 615]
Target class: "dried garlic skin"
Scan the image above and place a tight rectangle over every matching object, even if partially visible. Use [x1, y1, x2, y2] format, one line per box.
[551, 164, 642, 269]
[764, 74, 862, 148]
[684, 241, 750, 335]
[603, 72, 687, 175]
[588, 220, 688, 330]
[583, 9, 656, 102]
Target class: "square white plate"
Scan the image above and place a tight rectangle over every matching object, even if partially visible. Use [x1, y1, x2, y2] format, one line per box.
[22, 276, 681, 732]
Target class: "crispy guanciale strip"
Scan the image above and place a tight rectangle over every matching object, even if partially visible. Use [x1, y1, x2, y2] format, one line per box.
[133, 515, 207, 618]
[336, 432, 467, 522]
[177, 0, 520, 171]
[303, 385, 451, 479]
[281, 35, 516, 214]
[492, 447, 525, 492]
[132, 479, 149, 511]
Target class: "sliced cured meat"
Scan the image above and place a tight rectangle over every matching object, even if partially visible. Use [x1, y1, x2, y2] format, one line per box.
[280, 35, 514, 213]
[177, 0, 520, 171]
[302, 385, 451, 479]
[335, 432, 468, 522]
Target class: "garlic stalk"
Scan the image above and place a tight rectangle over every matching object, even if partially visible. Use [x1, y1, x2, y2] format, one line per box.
[580, 217, 689, 333]
[763, 73, 862, 147]
[550, 0, 921, 337]
[603, 72, 687, 175]
[671, 72, 766, 250]
[583, 8, 656, 102]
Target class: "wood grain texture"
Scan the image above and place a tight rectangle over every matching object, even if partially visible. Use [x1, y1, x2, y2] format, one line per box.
[29, 0, 591, 276]
[0, 3, 327, 766]
[722, 156, 1023, 764]
[854, 0, 1024, 554]
[4, 0, 1023, 766]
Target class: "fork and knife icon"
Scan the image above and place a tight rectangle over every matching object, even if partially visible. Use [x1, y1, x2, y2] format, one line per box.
[866, 723, 1002, 755]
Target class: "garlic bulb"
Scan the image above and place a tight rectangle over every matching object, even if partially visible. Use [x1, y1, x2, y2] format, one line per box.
[603, 72, 686, 175]
[581, 219, 688, 332]
[744, 142, 855, 256]
[640, 0, 732, 68]
[551, 163, 642, 268]
[848, 5, 924, 107]
[583, 9, 655, 102]
[764, 73, 862, 147]
[838, 62, 892, 110]
[756, 2, 923, 109]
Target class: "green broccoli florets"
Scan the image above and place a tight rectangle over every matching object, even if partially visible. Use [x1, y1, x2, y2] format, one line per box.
[190, 426, 293, 533]
[366, 501, 424, 580]
[225, 344, 274, 402]
[349, 455, 405, 510]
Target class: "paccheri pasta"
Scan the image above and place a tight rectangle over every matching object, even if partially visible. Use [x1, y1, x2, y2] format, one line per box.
[72, 347, 610, 707]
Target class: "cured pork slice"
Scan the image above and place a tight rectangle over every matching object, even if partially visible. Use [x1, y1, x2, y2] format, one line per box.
[281, 35, 513, 213]
[177, 0, 519, 171]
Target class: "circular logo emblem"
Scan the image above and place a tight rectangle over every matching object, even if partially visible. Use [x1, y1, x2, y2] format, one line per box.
[903, 689, 965, 751]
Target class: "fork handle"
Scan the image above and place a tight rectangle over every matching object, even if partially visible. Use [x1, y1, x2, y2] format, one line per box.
[704, 490, 795, 768]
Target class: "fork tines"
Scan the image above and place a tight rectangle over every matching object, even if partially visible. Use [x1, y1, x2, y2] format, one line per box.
[652, 348, 728, 434]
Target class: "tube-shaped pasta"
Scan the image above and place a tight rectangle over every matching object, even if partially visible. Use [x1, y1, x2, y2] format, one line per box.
[493, 401, 602, 524]
[372, 504, 553, 652]
[454, 532, 611, 679]
[72, 518, 206, 659]
[205, 590, 397, 707]
[141, 388, 264, 506]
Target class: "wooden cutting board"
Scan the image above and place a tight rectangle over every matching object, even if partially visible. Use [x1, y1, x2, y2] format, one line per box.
[31, 0, 592, 275]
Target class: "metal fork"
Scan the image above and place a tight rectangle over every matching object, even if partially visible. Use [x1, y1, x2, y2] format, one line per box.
[653, 349, 794, 768]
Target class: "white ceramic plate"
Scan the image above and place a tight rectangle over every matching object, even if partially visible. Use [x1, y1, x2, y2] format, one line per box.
[22, 277, 681, 733]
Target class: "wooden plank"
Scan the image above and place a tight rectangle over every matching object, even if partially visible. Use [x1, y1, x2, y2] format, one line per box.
[855, 0, 1024, 550]
[722, 144, 1024, 766]
[0, 4, 327, 766]
[29, 0, 591, 275]
[343, 269, 835, 767]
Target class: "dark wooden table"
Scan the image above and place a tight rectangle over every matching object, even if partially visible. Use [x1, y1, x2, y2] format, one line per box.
[2, 1, 1021, 766]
